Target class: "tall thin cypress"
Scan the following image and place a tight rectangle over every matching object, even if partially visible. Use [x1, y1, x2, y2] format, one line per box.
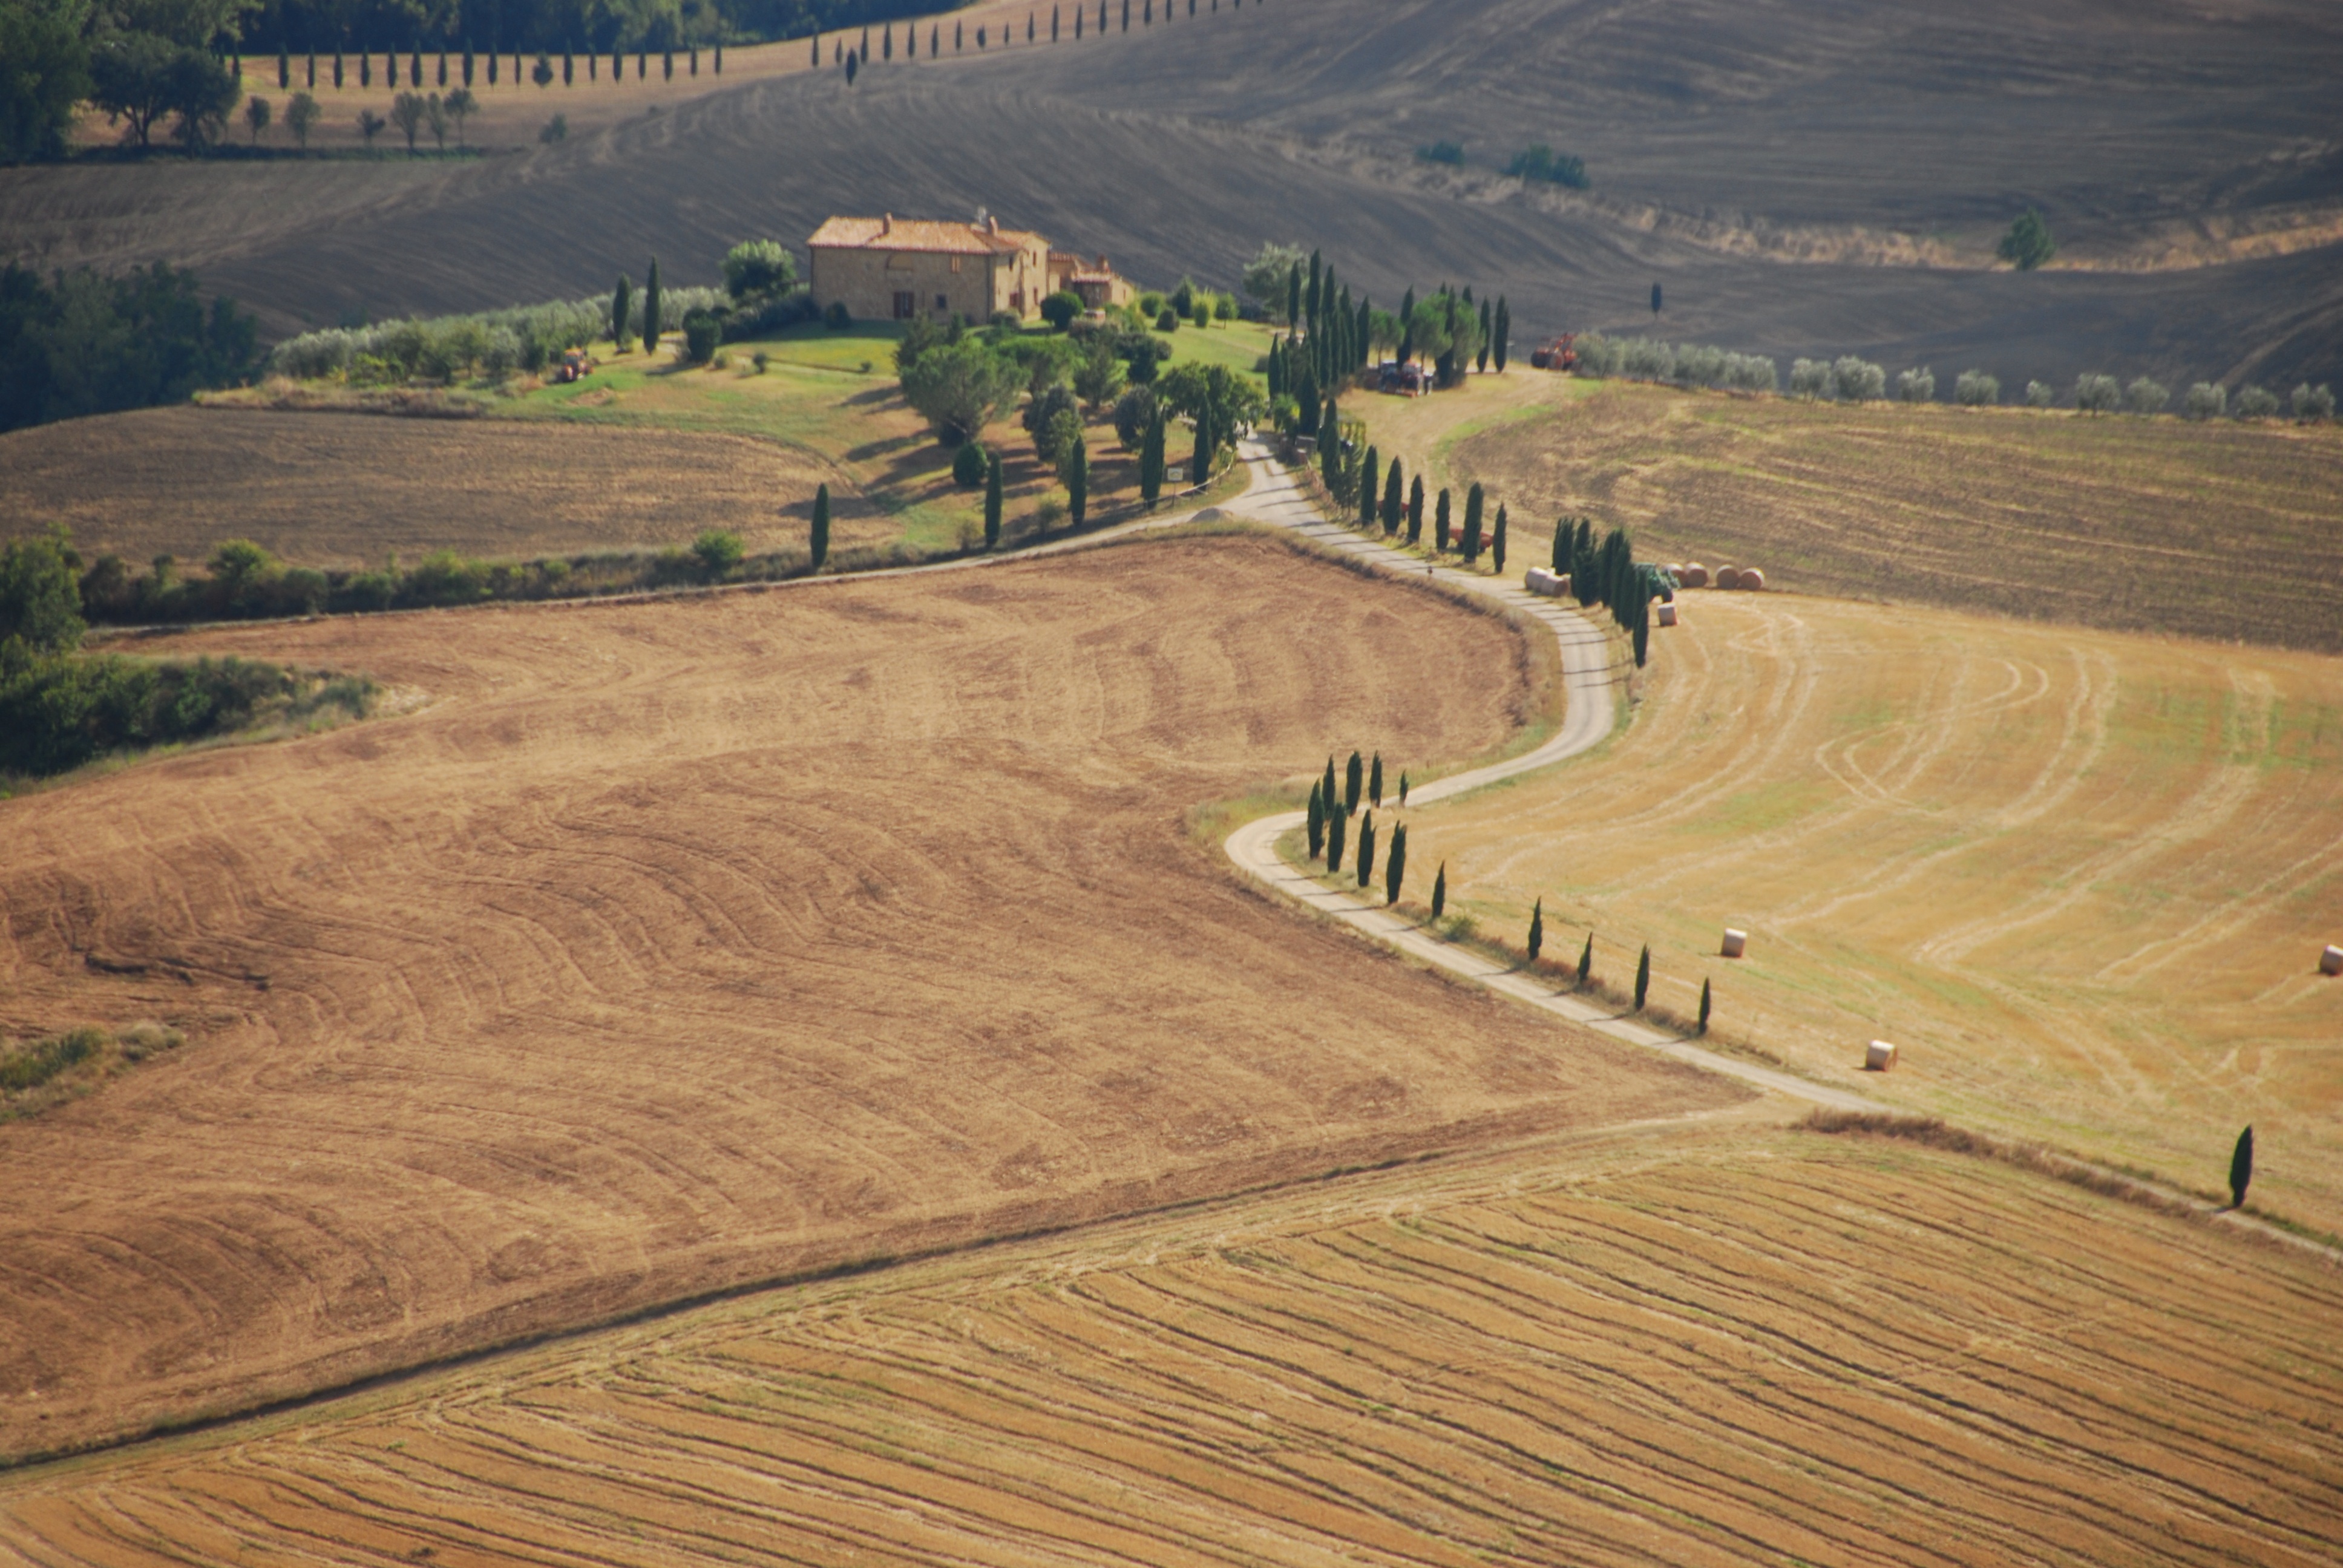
[984, 451, 1004, 548]
[1139, 414, 1165, 505]
[277, 48, 289, 87]
[1191, 414, 1210, 491]
[1492, 503, 1508, 574]
[1577, 932, 1593, 986]
[1306, 249, 1322, 329]
[1407, 475, 1424, 544]
[1698, 978, 1711, 1033]
[1384, 822, 1406, 905]
[1436, 488, 1452, 551]
[1307, 780, 1325, 859]
[1358, 446, 1379, 528]
[1634, 945, 1651, 1010]
[1478, 298, 1493, 373]
[1430, 861, 1446, 920]
[641, 257, 661, 356]
[1286, 263, 1300, 330]
[2229, 1126, 2255, 1208]
[1368, 753, 1383, 806]
[1527, 898, 1543, 961]
[1493, 297, 1510, 371]
[1326, 799, 1346, 872]
[1462, 483, 1484, 564]
[1552, 517, 1569, 573]
[1356, 811, 1375, 887]
[1322, 757, 1339, 820]
[1345, 750, 1363, 814]
[1066, 437, 1089, 528]
[1381, 460, 1403, 534]
[810, 483, 831, 570]
[611, 273, 632, 349]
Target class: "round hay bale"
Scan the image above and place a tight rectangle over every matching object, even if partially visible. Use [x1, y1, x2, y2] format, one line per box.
[1721, 928, 1747, 959]
[2322, 943, 2343, 976]
[1739, 567, 1765, 592]
[1864, 1039, 1899, 1072]
[1656, 601, 1679, 627]
[1716, 565, 1743, 590]
[1666, 563, 1685, 579]
[1680, 563, 1709, 589]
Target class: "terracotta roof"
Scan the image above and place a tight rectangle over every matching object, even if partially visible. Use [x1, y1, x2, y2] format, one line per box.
[807, 216, 1041, 256]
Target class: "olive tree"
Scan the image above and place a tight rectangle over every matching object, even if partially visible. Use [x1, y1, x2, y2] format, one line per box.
[901, 338, 1022, 444]
[2124, 377, 2169, 416]
[2183, 382, 2227, 420]
[1954, 370, 1999, 406]
[1896, 366, 1935, 403]
[2073, 373, 2121, 414]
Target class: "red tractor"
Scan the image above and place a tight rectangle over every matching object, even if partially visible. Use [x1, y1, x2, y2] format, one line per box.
[1529, 335, 1578, 371]
[555, 348, 594, 384]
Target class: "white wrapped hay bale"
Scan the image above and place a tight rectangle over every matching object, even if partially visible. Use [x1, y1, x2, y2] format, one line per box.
[2322, 944, 2343, 976]
[1524, 566, 1567, 598]
[1865, 1040, 1899, 1072]
[1721, 928, 1747, 958]
[1657, 602, 1679, 627]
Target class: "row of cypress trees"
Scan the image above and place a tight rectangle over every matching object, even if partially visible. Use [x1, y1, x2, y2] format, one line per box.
[1556, 517, 1668, 668]
[825, 0, 1263, 76]
[274, 44, 723, 93]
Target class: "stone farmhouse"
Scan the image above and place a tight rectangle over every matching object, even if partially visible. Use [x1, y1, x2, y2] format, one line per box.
[807, 212, 1136, 324]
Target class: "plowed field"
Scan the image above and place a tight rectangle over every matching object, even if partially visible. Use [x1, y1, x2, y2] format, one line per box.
[1393, 586, 2343, 1223]
[0, 532, 1740, 1459]
[6, 1125, 2335, 1567]
[0, 407, 852, 568]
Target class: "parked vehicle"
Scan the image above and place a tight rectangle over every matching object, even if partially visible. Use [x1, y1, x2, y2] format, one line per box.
[555, 348, 595, 384]
[1529, 335, 1578, 371]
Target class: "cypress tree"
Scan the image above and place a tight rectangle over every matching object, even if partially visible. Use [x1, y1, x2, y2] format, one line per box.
[1698, 978, 1711, 1034]
[2229, 1126, 2255, 1208]
[984, 451, 1004, 547]
[1493, 297, 1510, 371]
[277, 48, 289, 87]
[715, 42, 723, 71]
[641, 256, 661, 356]
[862, 24, 871, 56]
[1576, 932, 1593, 987]
[1357, 811, 1375, 887]
[810, 483, 831, 569]
[811, 34, 819, 66]
[1266, 336, 1284, 399]
[1435, 488, 1452, 551]
[1357, 296, 1372, 373]
[1139, 414, 1165, 505]
[1384, 822, 1406, 904]
[1552, 517, 1569, 573]
[1407, 476, 1424, 544]
[883, 24, 892, 58]
[1492, 503, 1508, 573]
[1381, 458, 1403, 534]
[1307, 780, 1325, 859]
[1462, 483, 1483, 564]
[1053, 5, 1060, 41]
[610, 274, 631, 349]
[438, 51, 447, 85]
[1326, 800, 1346, 872]
[1478, 298, 1493, 372]
[1633, 593, 1650, 668]
[1191, 414, 1210, 491]
[1345, 750, 1363, 814]
[307, 52, 315, 88]
[1634, 945, 1651, 1010]
[1323, 756, 1339, 820]
[1398, 771, 1409, 806]
[1306, 249, 1322, 329]
[333, 51, 342, 88]
[564, 51, 574, 84]
[1358, 446, 1379, 528]
[1066, 437, 1088, 527]
[1527, 898, 1543, 961]
[1368, 753, 1383, 806]
[1430, 861, 1446, 920]
[1286, 264, 1300, 330]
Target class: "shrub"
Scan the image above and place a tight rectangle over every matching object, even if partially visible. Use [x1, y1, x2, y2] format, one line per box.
[681, 309, 721, 364]
[0, 1027, 104, 1093]
[2183, 381, 2227, 420]
[1213, 295, 1236, 321]
[2294, 382, 2336, 420]
[403, 549, 489, 606]
[1997, 208, 2057, 270]
[1137, 291, 1166, 318]
[1043, 407, 1084, 474]
[1415, 140, 1464, 165]
[951, 441, 989, 488]
[1025, 382, 1080, 465]
[2234, 384, 2280, 419]
[538, 112, 566, 143]
[2073, 373, 2121, 413]
[690, 530, 744, 577]
[1505, 144, 1587, 187]
[1072, 339, 1126, 408]
[1, 532, 87, 652]
[752, 350, 770, 374]
[824, 301, 851, 330]
[1039, 290, 1083, 332]
[1896, 366, 1935, 402]
[1955, 370, 2000, 406]
[1833, 356, 1886, 401]
[2025, 379, 2056, 408]
[2125, 376, 2169, 416]
[1155, 307, 1179, 333]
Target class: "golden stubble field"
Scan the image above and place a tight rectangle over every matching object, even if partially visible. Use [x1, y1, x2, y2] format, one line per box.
[1431, 377, 2343, 653]
[1391, 585, 2343, 1224]
[0, 532, 1742, 1460]
[4, 1122, 2336, 1567]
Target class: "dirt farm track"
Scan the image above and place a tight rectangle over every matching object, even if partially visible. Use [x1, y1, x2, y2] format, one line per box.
[0, 534, 1741, 1460]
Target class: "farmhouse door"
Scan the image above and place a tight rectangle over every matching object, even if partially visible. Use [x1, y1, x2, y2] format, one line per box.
[893, 291, 914, 320]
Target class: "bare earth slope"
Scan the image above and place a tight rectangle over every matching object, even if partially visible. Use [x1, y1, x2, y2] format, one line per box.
[6, 1124, 2337, 1567]
[9, 0, 2338, 385]
[0, 534, 1740, 1459]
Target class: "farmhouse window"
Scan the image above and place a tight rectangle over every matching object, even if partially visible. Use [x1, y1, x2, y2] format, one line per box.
[950, 256, 962, 273]
[893, 291, 914, 319]
[936, 293, 949, 310]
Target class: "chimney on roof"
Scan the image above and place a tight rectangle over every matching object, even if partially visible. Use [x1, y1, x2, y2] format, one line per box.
[882, 213, 893, 234]
[1096, 253, 1110, 270]
[987, 214, 1000, 234]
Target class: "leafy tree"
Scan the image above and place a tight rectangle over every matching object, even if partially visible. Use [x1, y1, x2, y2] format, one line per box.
[1384, 821, 1406, 904]
[1506, 144, 1587, 186]
[1072, 338, 1126, 408]
[243, 91, 269, 143]
[642, 256, 661, 356]
[692, 530, 744, 577]
[1576, 932, 1593, 987]
[1430, 860, 1446, 919]
[905, 338, 1022, 445]
[610, 273, 632, 350]
[537, 112, 566, 145]
[425, 93, 446, 150]
[390, 90, 426, 152]
[2183, 382, 2227, 420]
[90, 30, 238, 151]
[1833, 357, 1886, 401]
[2073, 372, 2120, 413]
[2229, 1126, 2253, 1208]
[723, 240, 796, 298]
[2025, 378, 2056, 408]
[1306, 779, 1325, 858]
[2234, 384, 2280, 419]
[1113, 382, 1159, 449]
[1634, 944, 1650, 1010]
[0, 260, 255, 434]
[1896, 366, 1935, 402]
[1368, 752, 1383, 807]
[1997, 209, 2056, 270]
[2293, 382, 2336, 420]
[355, 107, 385, 148]
[1527, 898, 1542, 961]
[0, 531, 85, 652]
[2122, 377, 2168, 416]
[1407, 475, 1424, 543]
[1243, 242, 1307, 309]
[1039, 290, 1083, 331]
[1025, 381, 1079, 461]
[1063, 433, 1088, 526]
[983, 449, 1004, 547]
[282, 87, 318, 146]
[1698, 978, 1711, 1034]
[1415, 139, 1463, 165]
[0, 0, 92, 162]
[1955, 370, 1999, 406]
[810, 484, 830, 569]
[442, 85, 473, 146]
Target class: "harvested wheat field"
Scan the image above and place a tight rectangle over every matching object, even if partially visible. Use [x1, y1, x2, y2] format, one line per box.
[4, 1122, 2337, 1567]
[1391, 586, 2343, 1224]
[0, 406, 860, 567]
[1444, 379, 2343, 652]
[0, 532, 1740, 1460]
